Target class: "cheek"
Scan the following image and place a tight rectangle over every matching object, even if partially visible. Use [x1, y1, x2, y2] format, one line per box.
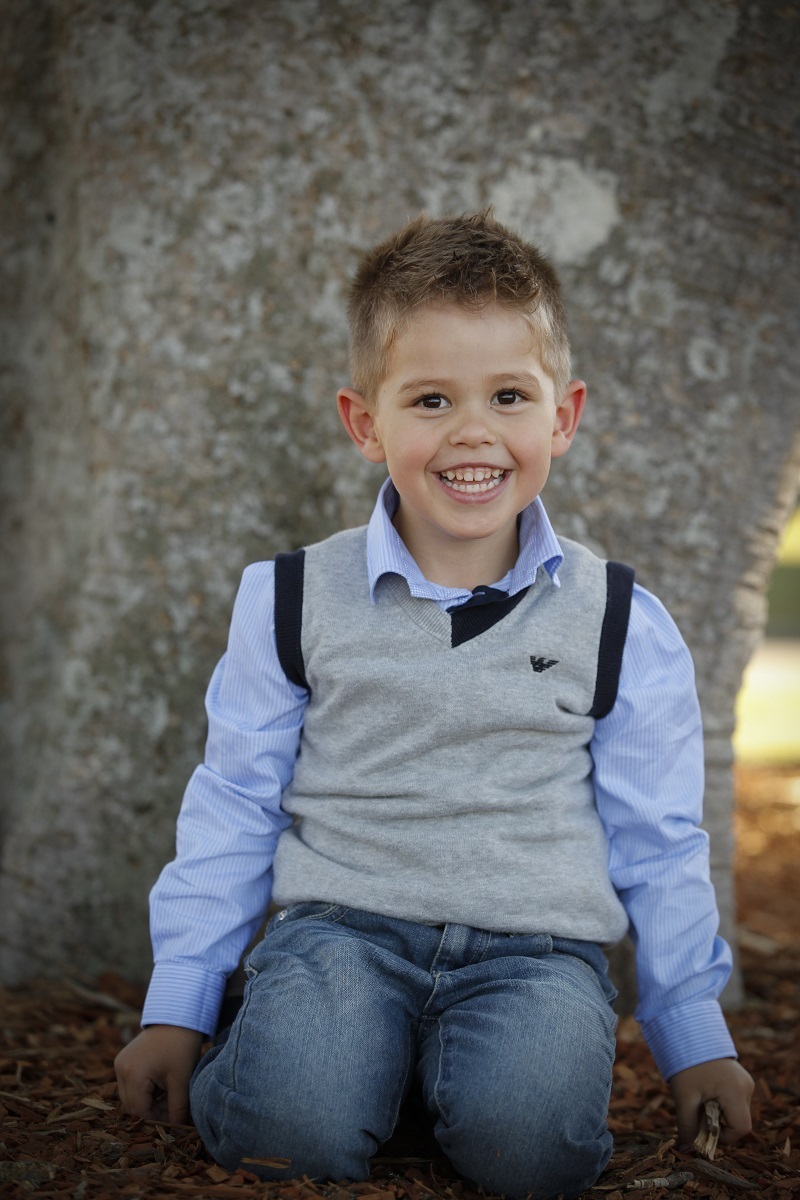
[388, 428, 433, 463]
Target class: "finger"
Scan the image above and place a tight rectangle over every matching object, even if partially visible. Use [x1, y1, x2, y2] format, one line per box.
[115, 1069, 138, 1118]
[114, 1049, 149, 1117]
[149, 1090, 171, 1125]
[118, 1068, 160, 1121]
[130, 1086, 158, 1120]
[674, 1095, 703, 1148]
[166, 1090, 192, 1126]
[719, 1093, 754, 1141]
[165, 1070, 194, 1127]
[113, 1050, 129, 1110]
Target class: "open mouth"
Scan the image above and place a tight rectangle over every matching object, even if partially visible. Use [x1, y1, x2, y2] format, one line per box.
[439, 467, 507, 494]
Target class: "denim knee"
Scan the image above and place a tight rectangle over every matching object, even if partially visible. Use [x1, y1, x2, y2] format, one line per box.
[439, 1102, 612, 1200]
[191, 1040, 376, 1182]
[419, 943, 617, 1199]
[189, 905, 416, 1181]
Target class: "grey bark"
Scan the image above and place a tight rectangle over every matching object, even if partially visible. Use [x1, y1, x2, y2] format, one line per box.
[2, 1, 799, 1008]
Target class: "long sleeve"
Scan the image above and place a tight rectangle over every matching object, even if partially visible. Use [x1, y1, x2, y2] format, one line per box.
[592, 585, 737, 1081]
[142, 561, 308, 1035]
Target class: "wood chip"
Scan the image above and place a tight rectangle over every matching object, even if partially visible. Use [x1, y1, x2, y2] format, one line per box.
[694, 1098, 722, 1159]
[689, 1157, 762, 1189]
[626, 1173, 694, 1190]
[205, 1163, 231, 1181]
[45, 1105, 107, 1124]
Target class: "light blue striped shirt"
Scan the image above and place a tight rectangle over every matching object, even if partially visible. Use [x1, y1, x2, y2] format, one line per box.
[144, 480, 737, 1080]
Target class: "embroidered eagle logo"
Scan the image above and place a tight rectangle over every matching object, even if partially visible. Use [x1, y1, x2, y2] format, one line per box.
[529, 655, 559, 673]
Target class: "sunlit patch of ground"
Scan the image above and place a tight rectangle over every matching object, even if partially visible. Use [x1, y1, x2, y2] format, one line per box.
[734, 640, 800, 766]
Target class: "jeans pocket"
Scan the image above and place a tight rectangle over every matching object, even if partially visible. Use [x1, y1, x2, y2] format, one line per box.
[245, 902, 348, 977]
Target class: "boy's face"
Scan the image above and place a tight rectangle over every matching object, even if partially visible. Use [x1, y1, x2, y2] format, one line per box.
[338, 303, 584, 585]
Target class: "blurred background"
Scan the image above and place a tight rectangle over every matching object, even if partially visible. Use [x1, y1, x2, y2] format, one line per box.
[733, 501, 799, 971]
[735, 504, 800, 766]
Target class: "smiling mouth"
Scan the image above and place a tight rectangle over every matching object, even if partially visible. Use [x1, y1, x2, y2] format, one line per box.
[439, 467, 507, 494]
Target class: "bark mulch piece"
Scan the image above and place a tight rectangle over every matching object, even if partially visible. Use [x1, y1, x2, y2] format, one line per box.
[1, 765, 798, 1199]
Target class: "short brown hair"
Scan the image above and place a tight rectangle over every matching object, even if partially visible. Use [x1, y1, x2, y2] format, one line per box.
[346, 210, 571, 401]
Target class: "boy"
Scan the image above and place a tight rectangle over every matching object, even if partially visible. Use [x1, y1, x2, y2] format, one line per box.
[116, 211, 753, 1199]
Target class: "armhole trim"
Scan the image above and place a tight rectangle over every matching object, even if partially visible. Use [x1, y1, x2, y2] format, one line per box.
[274, 549, 309, 692]
[589, 561, 635, 719]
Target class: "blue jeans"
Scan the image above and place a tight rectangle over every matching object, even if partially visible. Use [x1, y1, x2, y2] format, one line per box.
[190, 903, 617, 1199]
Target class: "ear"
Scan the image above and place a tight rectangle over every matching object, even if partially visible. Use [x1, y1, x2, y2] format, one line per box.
[551, 379, 586, 458]
[337, 387, 387, 463]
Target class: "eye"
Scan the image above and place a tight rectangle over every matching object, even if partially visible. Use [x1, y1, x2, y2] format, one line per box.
[492, 389, 526, 407]
[414, 393, 451, 410]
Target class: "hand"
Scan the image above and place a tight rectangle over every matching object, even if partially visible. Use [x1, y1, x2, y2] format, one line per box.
[668, 1058, 754, 1148]
[115, 1024, 205, 1125]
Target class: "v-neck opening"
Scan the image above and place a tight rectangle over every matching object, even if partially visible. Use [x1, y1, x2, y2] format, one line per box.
[379, 574, 535, 649]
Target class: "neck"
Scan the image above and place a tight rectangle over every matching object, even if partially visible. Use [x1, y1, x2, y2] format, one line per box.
[394, 521, 520, 590]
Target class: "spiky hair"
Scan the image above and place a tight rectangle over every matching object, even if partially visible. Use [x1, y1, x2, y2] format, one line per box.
[346, 210, 571, 400]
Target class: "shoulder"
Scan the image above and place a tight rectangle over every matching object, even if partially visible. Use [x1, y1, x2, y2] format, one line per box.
[302, 526, 369, 589]
[595, 581, 701, 751]
[555, 534, 606, 566]
[629, 581, 682, 632]
[240, 526, 369, 585]
[270, 527, 372, 619]
[626, 583, 697, 679]
[302, 524, 368, 559]
[234, 559, 277, 625]
[555, 535, 635, 609]
[555, 534, 615, 581]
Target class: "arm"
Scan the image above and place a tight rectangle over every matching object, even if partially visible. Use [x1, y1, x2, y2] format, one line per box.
[116, 561, 308, 1119]
[591, 585, 753, 1142]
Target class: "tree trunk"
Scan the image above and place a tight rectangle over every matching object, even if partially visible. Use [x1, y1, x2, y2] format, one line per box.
[2, 1, 799, 1012]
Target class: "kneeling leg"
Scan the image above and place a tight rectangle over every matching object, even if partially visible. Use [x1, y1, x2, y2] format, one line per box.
[418, 949, 616, 1200]
[191, 910, 415, 1181]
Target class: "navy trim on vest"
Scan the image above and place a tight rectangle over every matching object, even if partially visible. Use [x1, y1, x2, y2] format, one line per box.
[450, 587, 530, 648]
[589, 561, 634, 719]
[274, 549, 309, 691]
[272, 550, 633, 711]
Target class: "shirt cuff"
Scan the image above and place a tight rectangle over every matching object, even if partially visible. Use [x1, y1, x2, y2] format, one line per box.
[641, 998, 738, 1081]
[141, 960, 228, 1037]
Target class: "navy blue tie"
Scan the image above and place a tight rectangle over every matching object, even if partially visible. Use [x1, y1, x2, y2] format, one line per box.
[447, 585, 509, 612]
[448, 585, 529, 647]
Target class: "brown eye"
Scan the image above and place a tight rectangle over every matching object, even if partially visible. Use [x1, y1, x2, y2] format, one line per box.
[416, 394, 450, 410]
[494, 390, 523, 406]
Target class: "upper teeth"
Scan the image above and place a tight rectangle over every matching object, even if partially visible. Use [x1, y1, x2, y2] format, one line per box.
[439, 467, 506, 493]
[442, 468, 504, 482]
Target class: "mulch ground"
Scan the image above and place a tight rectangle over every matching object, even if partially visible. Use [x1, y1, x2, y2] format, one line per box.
[1, 765, 798, 1200]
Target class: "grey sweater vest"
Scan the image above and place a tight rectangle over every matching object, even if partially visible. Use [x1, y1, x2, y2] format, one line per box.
[271, 527, 631, 942]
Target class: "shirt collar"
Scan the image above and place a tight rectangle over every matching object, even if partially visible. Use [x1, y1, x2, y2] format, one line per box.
[366, 478, 563, 605]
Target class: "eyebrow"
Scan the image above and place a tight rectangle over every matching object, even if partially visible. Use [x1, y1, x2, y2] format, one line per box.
[396, 379, 446, 395]
[397, 371, 544, 395]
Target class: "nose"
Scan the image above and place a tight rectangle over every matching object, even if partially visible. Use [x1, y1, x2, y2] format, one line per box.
[449, 409, 496, 447]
